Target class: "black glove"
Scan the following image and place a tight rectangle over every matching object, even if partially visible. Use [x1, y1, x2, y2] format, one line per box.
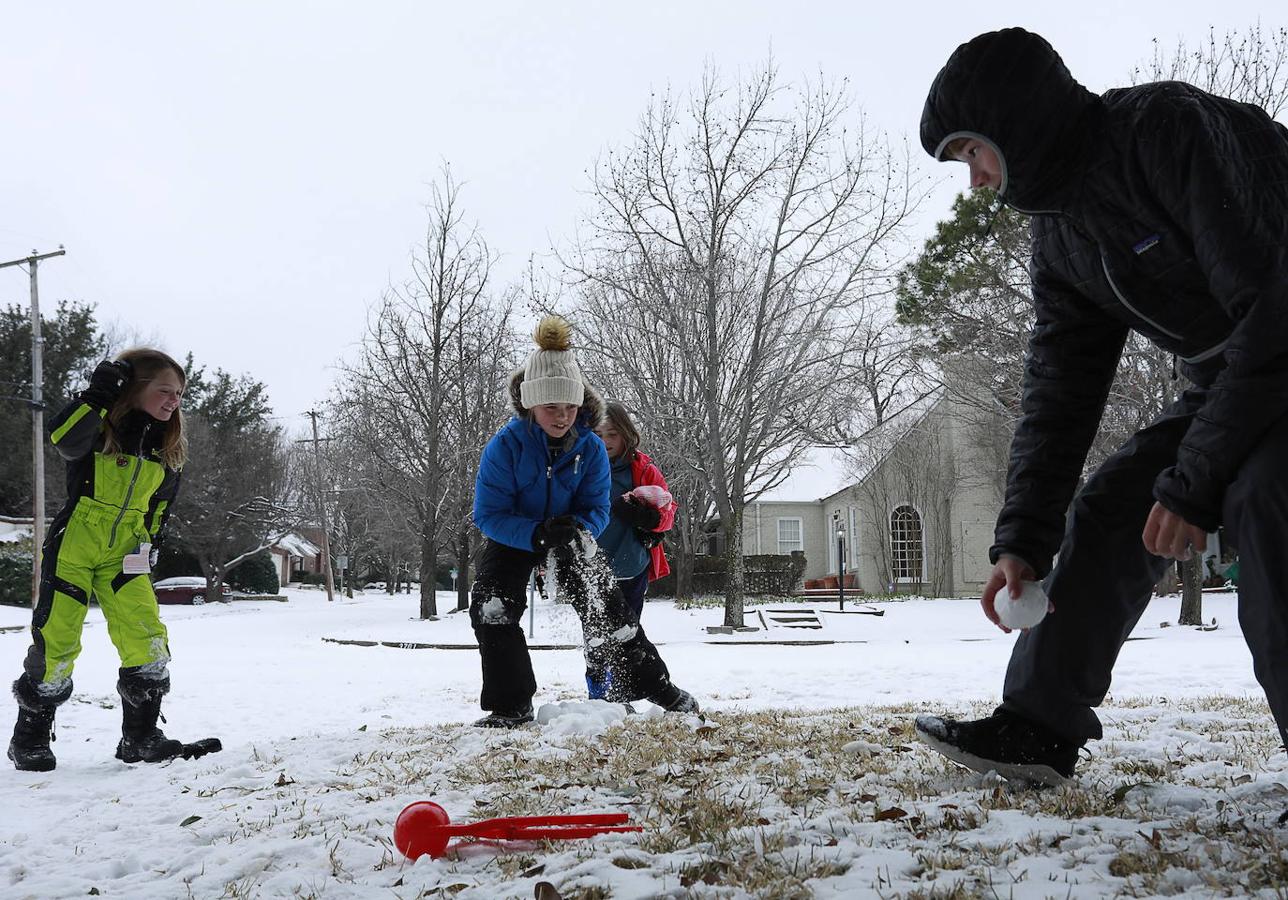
[635, 527, 665, 549]
[612, 495, 661, 530]
[532, 514, 580, 551]
[83, 359, 133, 408]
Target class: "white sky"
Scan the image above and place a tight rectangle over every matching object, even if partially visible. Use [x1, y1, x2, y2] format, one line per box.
[2, 1, 1281, 431]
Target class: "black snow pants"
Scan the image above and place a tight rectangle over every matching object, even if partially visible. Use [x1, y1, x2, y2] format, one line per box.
[1002, 389, 1288, 750]
[469, 535, 673, 713]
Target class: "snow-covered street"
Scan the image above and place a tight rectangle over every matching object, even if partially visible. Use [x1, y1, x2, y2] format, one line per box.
[2, 588, 1283, 898]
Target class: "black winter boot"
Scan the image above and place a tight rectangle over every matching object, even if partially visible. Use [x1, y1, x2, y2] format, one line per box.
[8, 706, 57, 772]
[116, 689, 184, 763]
[647, 682, 700, 714]
[472, 704, 535, 729]
[914, 708, 1082, 787]
[10, 675, 69, 772]
[115, 677, 221, 763]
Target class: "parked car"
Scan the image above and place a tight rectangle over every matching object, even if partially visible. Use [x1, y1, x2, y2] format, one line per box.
[152, 577, 231, 605]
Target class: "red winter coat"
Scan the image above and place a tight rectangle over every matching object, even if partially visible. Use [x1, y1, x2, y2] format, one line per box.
[629, 450, 674, 582]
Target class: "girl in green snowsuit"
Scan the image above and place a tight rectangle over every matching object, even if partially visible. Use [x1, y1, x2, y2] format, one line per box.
[9, 348, 220, 771]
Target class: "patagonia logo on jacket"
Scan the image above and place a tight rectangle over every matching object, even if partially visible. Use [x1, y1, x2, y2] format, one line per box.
[1132, 234, 1161, 255]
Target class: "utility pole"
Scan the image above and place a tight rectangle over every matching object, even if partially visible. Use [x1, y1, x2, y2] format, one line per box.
[305, 409, 336, 602]
[0, 247, 66, 608]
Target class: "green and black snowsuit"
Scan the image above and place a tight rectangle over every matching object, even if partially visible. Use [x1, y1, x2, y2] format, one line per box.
[16, 396, 181, 708]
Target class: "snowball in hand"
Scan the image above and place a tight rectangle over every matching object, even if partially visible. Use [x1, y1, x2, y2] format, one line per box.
[994, 580, 1048, 629]
[627, 484, 673, 508]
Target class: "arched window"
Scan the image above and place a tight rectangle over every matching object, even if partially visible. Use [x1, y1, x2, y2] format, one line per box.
[890, 505, 924, 582]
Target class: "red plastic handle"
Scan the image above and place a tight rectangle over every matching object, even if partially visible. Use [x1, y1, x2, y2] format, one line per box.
[449, 813, 631, 839]
[504, 824, 643, 840]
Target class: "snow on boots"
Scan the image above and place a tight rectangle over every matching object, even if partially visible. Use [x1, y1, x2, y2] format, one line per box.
[8, 705, 57, 772]
[9, 675, 69, 772]
[115, 677, 222, 764]
[549, 533, 700, 714]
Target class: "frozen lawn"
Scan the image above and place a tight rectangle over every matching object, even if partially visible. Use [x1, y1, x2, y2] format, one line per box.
[2, 588, 1285, 898]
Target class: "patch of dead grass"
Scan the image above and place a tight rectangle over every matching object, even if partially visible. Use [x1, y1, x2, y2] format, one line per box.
[211, 696, 1288, 898]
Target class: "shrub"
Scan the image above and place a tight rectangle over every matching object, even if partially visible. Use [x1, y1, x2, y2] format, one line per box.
[651, 552, 806, 597]
[227, 551, 280, 595]
[744, 553, 807, 594]
[0, 540, 34, 607]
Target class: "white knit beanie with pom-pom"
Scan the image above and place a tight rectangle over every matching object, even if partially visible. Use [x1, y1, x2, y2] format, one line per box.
[519, 315, 585, 409]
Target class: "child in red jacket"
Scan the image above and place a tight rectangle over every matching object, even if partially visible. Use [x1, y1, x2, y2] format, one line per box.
[587, 401, 677, 699]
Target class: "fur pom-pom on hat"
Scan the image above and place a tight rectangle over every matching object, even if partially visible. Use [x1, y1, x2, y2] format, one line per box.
[519, 314, 585, 409]
[533, 315, 573, 353]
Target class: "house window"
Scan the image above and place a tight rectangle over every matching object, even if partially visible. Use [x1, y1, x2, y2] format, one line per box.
[777, 517, 803, 555]
[890, 505, 924, 582]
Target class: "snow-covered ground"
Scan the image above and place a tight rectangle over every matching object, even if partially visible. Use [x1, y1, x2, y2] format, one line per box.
[1, 587, 1282, 898]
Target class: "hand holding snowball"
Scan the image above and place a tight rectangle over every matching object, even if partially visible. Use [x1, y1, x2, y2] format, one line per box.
[994, 580, 1049, 629]
[982, 557, 1053, 633]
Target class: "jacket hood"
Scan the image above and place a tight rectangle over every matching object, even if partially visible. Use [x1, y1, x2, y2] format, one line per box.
[508, 366, 605, 429]
[920, 28, 1101, 211]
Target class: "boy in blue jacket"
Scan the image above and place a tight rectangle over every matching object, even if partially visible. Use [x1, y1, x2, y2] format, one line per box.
[470, 315, 698, 727]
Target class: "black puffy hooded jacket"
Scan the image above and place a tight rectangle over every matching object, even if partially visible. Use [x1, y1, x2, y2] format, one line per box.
[922, 28, 1288, 575]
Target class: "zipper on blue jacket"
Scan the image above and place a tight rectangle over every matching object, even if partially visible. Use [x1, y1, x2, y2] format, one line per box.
[544, 464, 553, 519]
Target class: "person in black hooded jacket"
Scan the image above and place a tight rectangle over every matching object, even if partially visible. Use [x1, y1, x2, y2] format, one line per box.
[913, 28, 1288, 787]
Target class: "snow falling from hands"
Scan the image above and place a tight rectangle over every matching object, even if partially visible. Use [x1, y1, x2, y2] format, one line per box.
[549, 532, 644, 691]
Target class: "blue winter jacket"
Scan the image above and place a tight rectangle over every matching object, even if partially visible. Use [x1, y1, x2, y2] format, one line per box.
[473, 408, 611, 552]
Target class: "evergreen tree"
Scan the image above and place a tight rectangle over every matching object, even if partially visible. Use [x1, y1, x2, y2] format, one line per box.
[0, 300, 105, 515]
[166, 358, 293, 595]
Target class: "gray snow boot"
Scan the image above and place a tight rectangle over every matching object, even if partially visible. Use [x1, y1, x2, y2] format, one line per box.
[8, 706, 57, 772]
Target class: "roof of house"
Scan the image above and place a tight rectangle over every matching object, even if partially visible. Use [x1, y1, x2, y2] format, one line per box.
[752, 445, 858, 504]
[752, 391, 946, 505]
[272, 532, 322, 558]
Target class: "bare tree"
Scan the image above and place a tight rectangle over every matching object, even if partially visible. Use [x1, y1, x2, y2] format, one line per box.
[440, 289, 518, 611]
[573, 264, 713, 601]
[1133, 24, 1288, 117]
[332, 166, 513, 619]
[288, 432, 392, 598]
[571, 62, 922, 625]
[171, 413, 295, 600]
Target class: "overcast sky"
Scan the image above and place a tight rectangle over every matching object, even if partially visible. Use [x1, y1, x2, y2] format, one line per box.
[3, 1, 1282, 432]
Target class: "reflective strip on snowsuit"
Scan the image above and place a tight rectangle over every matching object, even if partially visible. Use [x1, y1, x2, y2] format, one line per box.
[22, 400, 177, 688]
